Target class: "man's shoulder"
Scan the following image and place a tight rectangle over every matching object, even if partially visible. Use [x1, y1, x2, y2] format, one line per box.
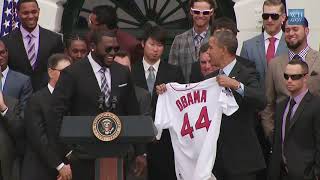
[39, 26, 62, 41]
[0, 29, 21, 41]
[243, 33, 263, 45]
[8, 69, 31, 82]
[174, 29, 192, 39]
[160, 61, 181, 72]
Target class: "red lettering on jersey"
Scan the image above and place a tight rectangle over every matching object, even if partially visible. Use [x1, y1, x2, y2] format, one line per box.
[193, 91, 200, 103]
[181, 96, 188, 109]
[176, 100, 183, 112]
[187, 92, 194, 105]
[200, 90, 207, 103]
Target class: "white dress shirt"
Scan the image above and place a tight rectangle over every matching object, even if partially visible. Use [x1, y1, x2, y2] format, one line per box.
[264, 30, 283, 54]
[87, 52, 111, 91]
[142, 57, 161, 80]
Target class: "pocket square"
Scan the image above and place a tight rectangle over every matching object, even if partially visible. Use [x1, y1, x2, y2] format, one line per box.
[311, 71, 318, 76]
[118, 83, 128, 87]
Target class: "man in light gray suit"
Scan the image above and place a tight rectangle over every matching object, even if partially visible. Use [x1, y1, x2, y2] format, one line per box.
[240, 0, 287, 86]
[0, 40, 33, 108]
[169, 0, 216, 82]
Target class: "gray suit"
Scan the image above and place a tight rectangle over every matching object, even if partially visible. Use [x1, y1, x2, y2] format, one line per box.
[0, 96, 23, 180]
[3, 69, 33, 108]
[240, 33, 288, 85]
[168, 28, 210, 82]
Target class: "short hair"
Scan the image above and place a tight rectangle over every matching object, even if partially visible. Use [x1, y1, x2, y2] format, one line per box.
[199, 42, 209, 55]
[189, 0, 217, 10]
[90, 30, 116, 45]
[115, 50, 130, 59]
[17, 0, 39, 11]
[211, 17, 239, 35]
[142, 25, 167, 46]
[47, 53, 71, 69]
[213, 30, 238, 55]
[92, 5, 118, 30]
[288, 58, 309, 74]
[64, 33, 87, 49]
[263, 0, 285, 14]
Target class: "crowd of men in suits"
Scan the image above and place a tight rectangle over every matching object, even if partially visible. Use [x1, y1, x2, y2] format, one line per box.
[0, 0, 320, 179]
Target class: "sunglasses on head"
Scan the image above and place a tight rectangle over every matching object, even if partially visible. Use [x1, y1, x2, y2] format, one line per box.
[283, 73, 307, 80]
[105, 47, 120, 53]
[262, 13, 280, 20]
[191, 8, 213, 15]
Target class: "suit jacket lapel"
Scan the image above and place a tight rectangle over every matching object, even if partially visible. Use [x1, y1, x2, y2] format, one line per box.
[187, 30, 197, 62]
[82, 58, 102, 99]
[305, 49, 317, 73]
[134, 61, 148, 90]
[278, 98, 289, 142]
[288, 92, 312, 132]
[228, 60, 241, 79]
[36, 27, 45, 69]
[256, 34, 267, 75]
[15, 30, 33, 71]
[276, 33, 287, 56]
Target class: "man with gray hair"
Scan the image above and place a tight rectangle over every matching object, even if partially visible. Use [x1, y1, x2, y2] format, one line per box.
[206, 30, 266, 179]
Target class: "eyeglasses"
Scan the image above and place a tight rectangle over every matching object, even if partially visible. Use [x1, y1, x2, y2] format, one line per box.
[191, 8, 213, 16]
[283, 73, 307, 80]
[105, 47, 120, 53]
[262, 13, 280, 20]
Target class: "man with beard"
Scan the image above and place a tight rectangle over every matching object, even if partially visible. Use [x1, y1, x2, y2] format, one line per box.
[263, 17, 320, 143]
[48, 30, 143, 179]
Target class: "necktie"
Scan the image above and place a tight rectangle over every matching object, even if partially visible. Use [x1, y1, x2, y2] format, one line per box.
[194, 34, 203, 59]
[285, 98, 296, 134]
[293, 54, 303, 61]
[99, 67, 110, 104]
[266, 37, 276, 63]
[147, 66, 155, 93]
[27, 34, 36, 68]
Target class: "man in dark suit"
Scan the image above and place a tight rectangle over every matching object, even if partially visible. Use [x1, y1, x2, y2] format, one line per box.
[207, 30, 266, 179]
[49, 30, 143, 180]
[21, 54, 72, 180]
[131, 26, 184, 180]
[0, 0, 64, 91]
[268, 58, 320, 180]
[0, 92, 23, 180]
[0, 40, 33, 108]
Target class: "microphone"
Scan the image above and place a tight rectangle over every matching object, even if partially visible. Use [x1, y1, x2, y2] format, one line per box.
[111, 96, 117, 112]
[98, 94, 105, 112]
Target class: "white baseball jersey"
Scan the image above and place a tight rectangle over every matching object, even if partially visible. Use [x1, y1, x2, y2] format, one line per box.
[155, 77, 239, 180]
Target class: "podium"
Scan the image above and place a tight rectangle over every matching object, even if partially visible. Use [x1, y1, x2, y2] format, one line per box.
[59, 115, 156, 180]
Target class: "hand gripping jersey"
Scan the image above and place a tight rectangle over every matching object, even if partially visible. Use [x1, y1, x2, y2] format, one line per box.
[155, 77, 239, 180]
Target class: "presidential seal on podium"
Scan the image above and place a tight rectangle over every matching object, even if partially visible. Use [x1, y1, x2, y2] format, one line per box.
[92, 112, 122, 141]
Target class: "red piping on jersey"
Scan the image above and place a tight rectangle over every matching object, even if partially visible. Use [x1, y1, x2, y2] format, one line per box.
[169, 82, 201, 91]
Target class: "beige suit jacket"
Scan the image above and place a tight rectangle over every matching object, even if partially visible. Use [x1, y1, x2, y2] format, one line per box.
[261, 48, 320, 138]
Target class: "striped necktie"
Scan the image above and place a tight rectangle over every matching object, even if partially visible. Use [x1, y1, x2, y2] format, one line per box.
[99, 67, 110, 104]
[27, 34, 36, 69]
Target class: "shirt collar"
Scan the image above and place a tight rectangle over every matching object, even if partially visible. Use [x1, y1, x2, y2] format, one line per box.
[192, 26, 209, 38]
[47, 84, 54, 94]
[291, 89, 308, 105]
[20, 25, 39, 38]
[264, 30, 283, 41]
[1, 66, 9, 80]
[288, 46, 310, 61]
[142, 57, 160, 74]
[222, 58, 237, 76]
[88, 52, 104, 74]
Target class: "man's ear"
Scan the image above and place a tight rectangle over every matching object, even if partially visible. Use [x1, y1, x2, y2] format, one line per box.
[90, 43, 96, 52]
[141, 41, 145, 48]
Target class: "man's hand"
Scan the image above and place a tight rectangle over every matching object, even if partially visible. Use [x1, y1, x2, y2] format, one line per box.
[133, 155, 147, 177]
[156, 83, 167, 95]
[57, 164, 72, 180]
[216, 75, 240, 90]
[0, 91, 8, 112]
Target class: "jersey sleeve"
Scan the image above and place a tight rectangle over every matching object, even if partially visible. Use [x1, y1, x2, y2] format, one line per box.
[154, 87, 172, 140]
[219, 90, 239, 116]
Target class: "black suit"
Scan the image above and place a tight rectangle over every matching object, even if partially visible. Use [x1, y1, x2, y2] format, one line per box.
[48, 57, 140, 179]
[131, 60, 185, 180]
[21, 87, 62, 180]
[268, 92, 320, 180]
[190, 56, 257, 83]
[1, 27, 64, 91]
[0, 96, 23, 180]
[206, 60, 266, 179]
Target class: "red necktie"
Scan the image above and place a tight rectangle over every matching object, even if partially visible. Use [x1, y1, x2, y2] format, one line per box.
[266, 37, 276, 63]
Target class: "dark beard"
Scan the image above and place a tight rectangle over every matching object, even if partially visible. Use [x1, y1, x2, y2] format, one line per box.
[286, 40, 302, 50]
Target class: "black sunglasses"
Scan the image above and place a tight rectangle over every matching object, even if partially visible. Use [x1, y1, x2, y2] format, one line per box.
[105, 46, 120, 53]
[262, 13, 280, 20]
[283, 73, 307, 80]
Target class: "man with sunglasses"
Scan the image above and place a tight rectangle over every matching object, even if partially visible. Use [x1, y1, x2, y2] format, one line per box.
[169, 0, 216, 82]
[48, 30, 142, 180]
[268, 58, 320, 180]
[241, 0, 287, 88]
[262, 16, 320, 145]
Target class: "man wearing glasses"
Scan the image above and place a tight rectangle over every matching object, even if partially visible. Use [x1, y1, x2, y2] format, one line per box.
[169, 0, 215, 82]
[263, 16, 320, 147]
[268, 58, 320, 180]
[241, 0, 288, 89]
